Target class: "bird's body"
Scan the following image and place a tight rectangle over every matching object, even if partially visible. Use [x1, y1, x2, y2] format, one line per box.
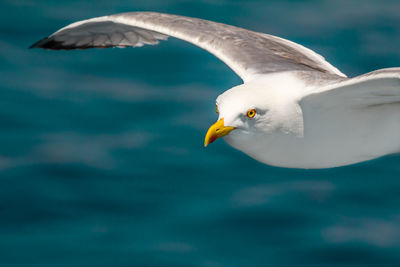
[223, 72, 400, 168]
[31, 12, 400, 168]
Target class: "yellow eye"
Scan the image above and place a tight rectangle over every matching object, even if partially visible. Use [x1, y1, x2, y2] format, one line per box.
[246, 108, 256, 118]
[215, 104, 219, 114]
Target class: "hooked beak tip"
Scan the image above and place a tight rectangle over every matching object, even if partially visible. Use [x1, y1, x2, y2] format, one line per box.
[204, 118, 235, 147]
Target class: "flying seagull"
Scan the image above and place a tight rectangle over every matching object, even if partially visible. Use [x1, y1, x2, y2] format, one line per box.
[31, 12, 400, 169]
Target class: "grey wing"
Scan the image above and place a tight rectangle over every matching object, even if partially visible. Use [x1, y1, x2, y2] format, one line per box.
[30, 12, 346, 82]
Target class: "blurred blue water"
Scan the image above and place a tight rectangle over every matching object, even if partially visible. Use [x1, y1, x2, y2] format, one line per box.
[1, 0, 400, 266]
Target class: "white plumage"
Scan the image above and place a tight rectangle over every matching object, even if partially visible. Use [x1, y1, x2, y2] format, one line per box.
[31, 12, 400, 168]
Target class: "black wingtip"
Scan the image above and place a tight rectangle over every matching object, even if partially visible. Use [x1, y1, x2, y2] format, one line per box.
[29, 37, 51, 49]
[29, 37, 75, 50]
[29, 36, 99, 50]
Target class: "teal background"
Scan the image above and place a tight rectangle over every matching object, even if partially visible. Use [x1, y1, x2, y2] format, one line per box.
[1, 0, 400, 266]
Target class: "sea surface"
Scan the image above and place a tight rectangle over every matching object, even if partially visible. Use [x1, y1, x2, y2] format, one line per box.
[1, 0, 400, 266]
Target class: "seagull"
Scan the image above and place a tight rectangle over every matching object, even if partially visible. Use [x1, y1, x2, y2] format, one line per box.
[30, 12, 400, 169]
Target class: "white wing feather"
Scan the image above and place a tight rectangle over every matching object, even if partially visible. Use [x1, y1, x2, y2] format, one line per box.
[299, 68, 400, 167]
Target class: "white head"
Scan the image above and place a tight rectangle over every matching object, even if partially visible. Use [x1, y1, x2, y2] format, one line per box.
[204, 77, 304, 155]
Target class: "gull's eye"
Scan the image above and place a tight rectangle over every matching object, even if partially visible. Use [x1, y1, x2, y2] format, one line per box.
[246, 108, 256, 118]
[215, 104, 219, 114]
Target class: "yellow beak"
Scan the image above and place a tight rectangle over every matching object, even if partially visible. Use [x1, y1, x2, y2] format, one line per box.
[204, 118, 236, 147]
